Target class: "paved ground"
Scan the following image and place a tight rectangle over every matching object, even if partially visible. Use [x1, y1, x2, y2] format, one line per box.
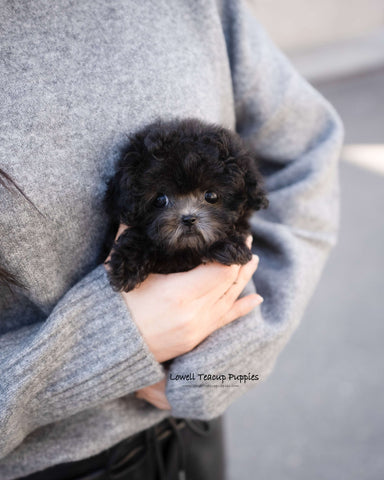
[224, 69, 384, 480]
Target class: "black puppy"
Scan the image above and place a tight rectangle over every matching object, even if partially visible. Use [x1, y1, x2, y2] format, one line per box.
[104, 118, 268, 292]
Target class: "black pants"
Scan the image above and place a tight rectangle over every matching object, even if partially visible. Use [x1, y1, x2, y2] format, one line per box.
[17, 416, 226, 480]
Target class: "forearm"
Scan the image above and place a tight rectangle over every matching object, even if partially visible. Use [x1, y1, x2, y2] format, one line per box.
[0, 265, 165, 458]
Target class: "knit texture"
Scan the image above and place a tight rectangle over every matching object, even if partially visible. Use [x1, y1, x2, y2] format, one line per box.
[0, 0, 343, 478]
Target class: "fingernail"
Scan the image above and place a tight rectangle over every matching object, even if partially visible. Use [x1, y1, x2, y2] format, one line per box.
[253, 294, 264, 304]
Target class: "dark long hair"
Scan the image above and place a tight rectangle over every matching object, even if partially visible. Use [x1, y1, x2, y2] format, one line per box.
[0, 168, 40, 291]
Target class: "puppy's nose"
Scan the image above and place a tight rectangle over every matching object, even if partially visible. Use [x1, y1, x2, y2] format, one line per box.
[182, 214, 197, 226]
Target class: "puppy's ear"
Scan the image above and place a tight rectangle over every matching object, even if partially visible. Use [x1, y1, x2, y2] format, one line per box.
[214, 127, 269, 212]
[104, 148, 143, 226]
[104, 169, 123, 223]
[243, 155, 269, 211]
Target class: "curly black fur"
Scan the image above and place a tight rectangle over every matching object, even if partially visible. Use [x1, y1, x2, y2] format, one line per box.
[104, 118, 269, 292]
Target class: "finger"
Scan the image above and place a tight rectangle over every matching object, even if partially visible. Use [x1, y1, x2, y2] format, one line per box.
[104, 224, 130, 266]
[136, 382, 171, 410]
[137, 378, 166, 393]
[115, 223, 130, 241]
[136, 391, 171, 410]
[216, 254, 260, 308]
[208, 239, 253, 300]
[219, 293, 263, 328]
[136, 378, 166, 396]
[164, 261, 241, 299]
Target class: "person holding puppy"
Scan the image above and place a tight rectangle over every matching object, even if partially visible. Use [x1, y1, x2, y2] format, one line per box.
[0, 0, 343, 479]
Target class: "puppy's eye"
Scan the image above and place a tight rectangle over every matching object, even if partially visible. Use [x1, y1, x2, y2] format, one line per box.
[204, 191, 218, 204]
[154, 194, 169, 208]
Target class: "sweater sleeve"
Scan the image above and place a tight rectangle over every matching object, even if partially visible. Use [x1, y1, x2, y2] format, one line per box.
[165, 0, 344, 419]
[0, 264, 165, 459]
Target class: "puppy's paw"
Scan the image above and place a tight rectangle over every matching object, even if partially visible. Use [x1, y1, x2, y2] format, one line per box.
[106, 229, 153, 292]
[206, 238, 252, 266]
[106, 250, 145, 292]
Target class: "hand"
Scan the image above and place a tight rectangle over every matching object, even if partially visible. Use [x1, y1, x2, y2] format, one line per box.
[104, 225, 263, 363]
[135, 378, 171, 410]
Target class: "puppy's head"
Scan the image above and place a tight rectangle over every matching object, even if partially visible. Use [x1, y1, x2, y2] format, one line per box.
[105, 118, 268, 252]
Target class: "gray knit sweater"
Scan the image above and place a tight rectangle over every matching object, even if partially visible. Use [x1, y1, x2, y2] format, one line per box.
[0, 0, 343, 478]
